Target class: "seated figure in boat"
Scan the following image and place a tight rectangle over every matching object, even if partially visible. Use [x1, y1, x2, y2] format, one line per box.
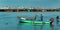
[16, 16, 35, 20]
[16, 15, 37, 20]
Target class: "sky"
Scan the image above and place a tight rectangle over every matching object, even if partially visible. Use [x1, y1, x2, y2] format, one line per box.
[0, 0, 60, 8]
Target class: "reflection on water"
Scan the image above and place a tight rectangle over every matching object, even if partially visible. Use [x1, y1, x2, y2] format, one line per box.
[50, 24, 54, 30]
[17, 21, 52, 30]
[17, 23, 55, 30]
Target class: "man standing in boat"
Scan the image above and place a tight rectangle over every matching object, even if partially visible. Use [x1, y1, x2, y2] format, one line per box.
[41, 14, 43, 21]
[56, 16, 59, 24]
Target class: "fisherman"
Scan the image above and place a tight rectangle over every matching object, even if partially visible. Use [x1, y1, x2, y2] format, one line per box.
[16, 16, 32, 20]
[50, 18, 54, 25]
[56, 16, 59, 24]
[41, 14, 43, 21]
[16, 16, 34, 23]
[16, 16, 26, 23]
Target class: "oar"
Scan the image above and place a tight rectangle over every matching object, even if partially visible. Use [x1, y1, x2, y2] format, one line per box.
[34, 14, 37, 20]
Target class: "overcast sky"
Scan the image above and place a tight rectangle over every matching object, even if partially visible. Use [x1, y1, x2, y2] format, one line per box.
[0, 0, 60, 8]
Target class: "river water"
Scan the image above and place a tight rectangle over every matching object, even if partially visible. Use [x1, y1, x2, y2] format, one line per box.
[0, 12, 60, 30]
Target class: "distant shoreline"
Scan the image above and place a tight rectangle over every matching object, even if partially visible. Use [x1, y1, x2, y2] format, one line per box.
[0, 9, 60, 12]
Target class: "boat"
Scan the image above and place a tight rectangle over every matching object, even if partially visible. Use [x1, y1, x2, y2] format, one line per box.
[18, 17, 50, 25]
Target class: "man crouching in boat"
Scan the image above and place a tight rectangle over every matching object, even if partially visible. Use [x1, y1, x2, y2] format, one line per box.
[16, 16, 27, 23]
[16, 15, 37, 20]
[16, 16, 34, 20]
[16, 15, 37, 23]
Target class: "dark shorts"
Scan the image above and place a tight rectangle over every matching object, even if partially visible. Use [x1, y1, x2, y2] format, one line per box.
[50, 22, 53, 25]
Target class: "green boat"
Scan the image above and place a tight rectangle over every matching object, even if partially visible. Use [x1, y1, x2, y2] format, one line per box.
[17, 17, 51, 25]
[19, 20, 50, 24]
[18, 18, 50, 25]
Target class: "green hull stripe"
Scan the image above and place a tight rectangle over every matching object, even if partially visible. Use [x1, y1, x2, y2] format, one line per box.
[21, 20, 50, 24]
